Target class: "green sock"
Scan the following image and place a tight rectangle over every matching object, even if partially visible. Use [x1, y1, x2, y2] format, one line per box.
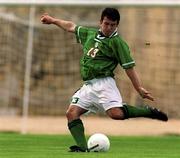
[123, 104, 152, 119]
[68, 119, 87, 150]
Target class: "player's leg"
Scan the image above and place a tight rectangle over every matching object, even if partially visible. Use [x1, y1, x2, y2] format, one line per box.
[106, 106, 154, 120]
[123, 104, 168, 121]
[100, 77, 168, 121]
[66, 105, 88, 152]
[106, 104, 168, 121]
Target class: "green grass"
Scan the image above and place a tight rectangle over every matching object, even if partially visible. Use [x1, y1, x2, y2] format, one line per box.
[0, 132, 180, 158]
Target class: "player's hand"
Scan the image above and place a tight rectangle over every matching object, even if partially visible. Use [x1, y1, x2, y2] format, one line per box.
[41, 13, 55, 24]
[138, 87, 154, 101]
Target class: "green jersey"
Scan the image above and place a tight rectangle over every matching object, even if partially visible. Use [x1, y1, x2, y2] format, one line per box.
[75, 26, 135, 81]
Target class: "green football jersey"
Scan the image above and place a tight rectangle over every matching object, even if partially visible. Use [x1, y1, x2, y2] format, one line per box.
[75, 26, 135, 81]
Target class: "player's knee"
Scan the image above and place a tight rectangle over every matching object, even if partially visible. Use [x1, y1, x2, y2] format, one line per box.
[109, 114, 124, 120]
[66, 108, 75, 120]
[66, 106, 80, 121]
[106, 107, 125, 120]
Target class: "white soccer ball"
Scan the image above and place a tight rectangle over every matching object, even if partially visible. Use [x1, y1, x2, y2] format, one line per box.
[88, 133, 110, 152]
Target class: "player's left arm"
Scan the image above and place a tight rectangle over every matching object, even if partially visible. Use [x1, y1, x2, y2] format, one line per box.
[125, 67, 154, 101]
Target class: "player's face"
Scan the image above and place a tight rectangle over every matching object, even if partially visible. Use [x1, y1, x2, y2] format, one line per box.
[100, 17, 118, 37]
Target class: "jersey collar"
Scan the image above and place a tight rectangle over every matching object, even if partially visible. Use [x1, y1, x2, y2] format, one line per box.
[97, 28, 118, 39]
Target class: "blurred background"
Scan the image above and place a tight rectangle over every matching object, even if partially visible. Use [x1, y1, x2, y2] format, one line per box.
[0, 1, 179, 134]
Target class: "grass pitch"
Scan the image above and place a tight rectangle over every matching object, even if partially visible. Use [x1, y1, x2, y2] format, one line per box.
[0, 133, 179, 158]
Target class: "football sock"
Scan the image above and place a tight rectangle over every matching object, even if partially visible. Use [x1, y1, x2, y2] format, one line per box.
[122, 104, 152, 119]
[68, 119, 87, 151]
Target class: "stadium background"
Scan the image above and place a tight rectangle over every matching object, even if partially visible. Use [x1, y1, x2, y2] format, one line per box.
[0, 5, 179, 134]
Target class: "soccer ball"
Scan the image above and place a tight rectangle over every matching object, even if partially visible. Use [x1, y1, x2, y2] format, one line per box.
[87, 133, 110, 152]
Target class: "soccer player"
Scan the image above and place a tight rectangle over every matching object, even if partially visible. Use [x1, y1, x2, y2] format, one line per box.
[41, 8, 168, 152]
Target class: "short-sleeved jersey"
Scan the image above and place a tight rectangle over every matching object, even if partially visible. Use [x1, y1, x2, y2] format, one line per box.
[75, 26, 135, 81]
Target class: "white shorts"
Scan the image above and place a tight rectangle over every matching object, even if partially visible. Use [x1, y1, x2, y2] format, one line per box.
[70, 77, 123, 113]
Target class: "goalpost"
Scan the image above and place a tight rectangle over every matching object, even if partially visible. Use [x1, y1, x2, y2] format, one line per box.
[21, 7, 35, 134]
[0, 0, 179, 134]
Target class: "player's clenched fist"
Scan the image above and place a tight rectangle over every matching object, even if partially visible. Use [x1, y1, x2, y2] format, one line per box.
[41, 13, 55, 24]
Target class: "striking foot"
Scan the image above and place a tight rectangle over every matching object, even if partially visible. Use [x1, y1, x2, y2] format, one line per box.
[147, 106, 168, 121]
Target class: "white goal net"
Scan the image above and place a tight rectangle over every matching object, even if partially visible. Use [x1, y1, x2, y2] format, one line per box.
[0, 8, 83, 116]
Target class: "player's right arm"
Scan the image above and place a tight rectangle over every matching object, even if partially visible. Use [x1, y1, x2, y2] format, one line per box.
[125, 67, 154, 101]
[40, 13, 76, 33]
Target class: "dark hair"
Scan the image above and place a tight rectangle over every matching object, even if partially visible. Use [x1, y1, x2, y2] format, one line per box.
[101, 8, 120, 24]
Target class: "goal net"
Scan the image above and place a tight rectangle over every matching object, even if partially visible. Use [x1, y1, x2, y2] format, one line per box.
[0, 9, 84, 117]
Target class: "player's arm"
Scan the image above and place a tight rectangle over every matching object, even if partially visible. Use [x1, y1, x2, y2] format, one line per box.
[125, 67, 154, 101]
[40, 13, 76, 33]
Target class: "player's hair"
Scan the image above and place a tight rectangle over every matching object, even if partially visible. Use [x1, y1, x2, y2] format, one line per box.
[101, 8, 120, 24]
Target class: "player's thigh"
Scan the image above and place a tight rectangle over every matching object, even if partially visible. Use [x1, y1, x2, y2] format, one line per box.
[97, 77, 123, 110]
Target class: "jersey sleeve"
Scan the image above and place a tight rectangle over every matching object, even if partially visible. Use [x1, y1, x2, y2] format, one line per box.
[112, 37, 135, 69]
[75, 25, 89, 45]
